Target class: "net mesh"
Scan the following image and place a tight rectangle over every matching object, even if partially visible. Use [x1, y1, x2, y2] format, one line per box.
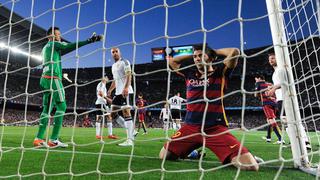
[0, 0, 319, 179]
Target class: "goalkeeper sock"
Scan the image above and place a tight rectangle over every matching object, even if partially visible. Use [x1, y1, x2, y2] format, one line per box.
[50, 111, 64, 140]
[36, 112, 49, 139]
[107, 122, 112, 136]
[50, 102, 66, 140]
[96, 122, 101, 136]
[124, 118, 134, 140]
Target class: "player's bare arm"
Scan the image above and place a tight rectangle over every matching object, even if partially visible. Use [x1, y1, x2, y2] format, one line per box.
[169, 55, 193, 70]
[215, 48, 240, 69]
[266, 84, 281, 96]
[122, 70, 132, 97]
[108, 81, 116, 96]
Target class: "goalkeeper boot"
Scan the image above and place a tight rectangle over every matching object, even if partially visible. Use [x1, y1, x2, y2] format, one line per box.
[107, 134, 118, 139]
[48, 139, 68, 148]
[118, 139, 133, 147]
[33, 139, 48, 148]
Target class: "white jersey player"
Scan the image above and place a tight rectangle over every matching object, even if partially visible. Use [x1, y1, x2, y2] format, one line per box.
[108, 47, 135, 147]
[267, 51, 310, 149]
[159, 104, 171, 131]
[169, 92, 186, 130]
[95, 77, 117, 140]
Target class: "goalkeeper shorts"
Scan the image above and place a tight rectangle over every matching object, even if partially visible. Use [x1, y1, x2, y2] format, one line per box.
[40, 77, 65, 105]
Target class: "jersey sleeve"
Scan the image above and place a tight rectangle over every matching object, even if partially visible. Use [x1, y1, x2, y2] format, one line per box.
[215, 63, 235, 79]
[54, 41, 90, 56]
[123, 59, 132, 74]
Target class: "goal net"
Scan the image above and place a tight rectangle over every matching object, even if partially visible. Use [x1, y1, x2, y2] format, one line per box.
[0, 0, 319, 179]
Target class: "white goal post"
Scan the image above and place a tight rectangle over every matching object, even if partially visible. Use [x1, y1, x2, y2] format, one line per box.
[266, 0, 319, 175]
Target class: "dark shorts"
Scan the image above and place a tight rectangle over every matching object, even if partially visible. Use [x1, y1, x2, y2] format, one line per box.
[112, 94, 134, 108]
[263, 105, 277, 119]
[171, 109, 181, 120]
[95, 104, 109, 116]
[164, 124, 249, 164]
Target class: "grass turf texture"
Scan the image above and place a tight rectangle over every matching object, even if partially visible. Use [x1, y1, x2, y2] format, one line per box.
[0, 126, 318, 179]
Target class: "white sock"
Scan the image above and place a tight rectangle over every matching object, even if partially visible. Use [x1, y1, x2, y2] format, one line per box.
[124, 120, 134, 141]
[95, 122, 101, 136]
[177, 123, 181, 129]
[172, 122, 177, 130]
[115, 116, 126, 128]
[107, 122, 113, 136]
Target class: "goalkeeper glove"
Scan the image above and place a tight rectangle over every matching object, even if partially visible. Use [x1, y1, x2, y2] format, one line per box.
[88, 32, 103, 43]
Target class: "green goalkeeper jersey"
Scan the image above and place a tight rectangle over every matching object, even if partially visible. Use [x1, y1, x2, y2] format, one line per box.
[41, 40, 90, 79]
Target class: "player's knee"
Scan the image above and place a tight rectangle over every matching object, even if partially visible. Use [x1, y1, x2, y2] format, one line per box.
[56, 102, 67, 112]
[40, 113, 49, 125]
[159, 147, 168, 159]
[123, 110, 131, 118]
[159, 146, 178, 160]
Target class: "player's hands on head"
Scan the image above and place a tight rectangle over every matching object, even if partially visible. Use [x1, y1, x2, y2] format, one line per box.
[88, 32, 103, 43]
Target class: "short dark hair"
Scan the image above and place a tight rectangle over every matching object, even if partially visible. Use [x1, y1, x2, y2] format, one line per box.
[254, 74, 265, 80]
[267, 48, 275, 56]
[46, 27, 60, 36]
[193, 45, 217, 60]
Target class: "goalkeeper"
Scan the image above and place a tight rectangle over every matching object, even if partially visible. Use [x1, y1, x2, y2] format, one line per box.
[33, 27, 103, 148]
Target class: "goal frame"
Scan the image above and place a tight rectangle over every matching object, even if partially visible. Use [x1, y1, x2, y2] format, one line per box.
[266, 0, 317, 175]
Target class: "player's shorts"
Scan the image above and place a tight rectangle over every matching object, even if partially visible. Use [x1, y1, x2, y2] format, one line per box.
[40, 77, 65, 105]
[163, 118, 169, 122]
[263, 105, 277, 119]
[112, 94, 134, 108]
[95, 104, 109, 116]
[171, 109, 181, 119]
[138, 113, 145, 122]
[164, 124, 249, 164]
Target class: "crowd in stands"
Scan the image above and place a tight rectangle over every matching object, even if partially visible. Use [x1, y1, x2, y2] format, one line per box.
[1, 38, 319, 130]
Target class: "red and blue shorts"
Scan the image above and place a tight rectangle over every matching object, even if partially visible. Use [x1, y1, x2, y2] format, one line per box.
[263, 105, 277, 119]
[164, 124, 249, 164]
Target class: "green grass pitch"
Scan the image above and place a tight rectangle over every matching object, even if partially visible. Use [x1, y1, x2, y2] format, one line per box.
[0, 126, 318, 179]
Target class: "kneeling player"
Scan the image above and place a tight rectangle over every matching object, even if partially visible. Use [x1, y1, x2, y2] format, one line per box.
[159, 45, 259, 171]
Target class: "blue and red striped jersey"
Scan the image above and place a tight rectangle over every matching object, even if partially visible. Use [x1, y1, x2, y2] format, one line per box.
[178, 64, 233, 126]
[255, 81, 277, 106]
[136, 98, 147, 114]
